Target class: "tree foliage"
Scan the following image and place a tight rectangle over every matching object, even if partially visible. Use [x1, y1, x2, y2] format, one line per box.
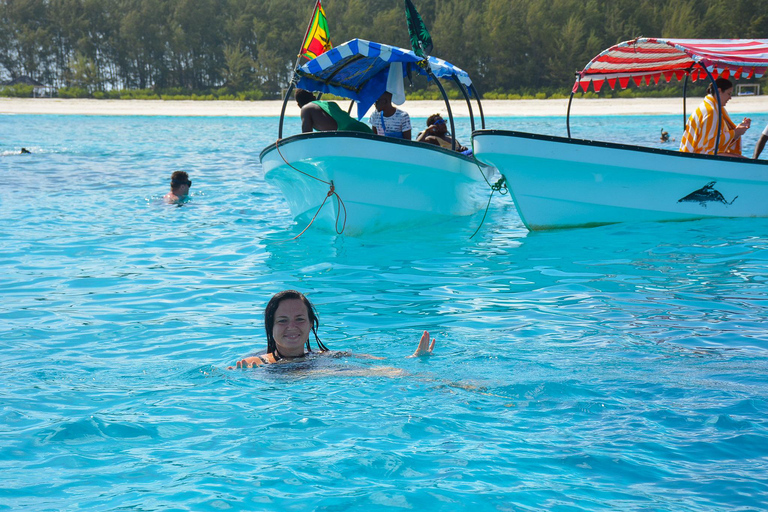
[0, 0, 765, 97]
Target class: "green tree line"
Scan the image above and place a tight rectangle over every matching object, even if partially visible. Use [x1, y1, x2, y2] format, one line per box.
[1, 0, 766, 98]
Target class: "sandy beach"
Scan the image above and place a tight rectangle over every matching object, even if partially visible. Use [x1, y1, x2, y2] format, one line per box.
[3, 95, 768, 118]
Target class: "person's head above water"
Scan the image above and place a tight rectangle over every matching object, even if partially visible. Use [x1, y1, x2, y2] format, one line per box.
[165, 171, 191, 204]
[264, 290, 328, 358]
[295, 89, 317, 108]
[170, 170, 191, 192]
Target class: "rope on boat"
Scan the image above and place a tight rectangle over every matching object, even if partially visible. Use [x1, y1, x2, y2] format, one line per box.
[274, 139, 347, 239]
[469, 176, 508, 240]
[467, 143, 508, 239]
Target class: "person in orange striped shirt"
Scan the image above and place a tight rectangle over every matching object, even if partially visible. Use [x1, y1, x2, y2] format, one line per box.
[680, 78, 751, 158]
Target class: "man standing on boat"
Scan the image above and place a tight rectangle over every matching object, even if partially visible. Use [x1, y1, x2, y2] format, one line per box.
[370, 92, 412, 140]
[295, 89, 372, 134]
[753, 124, 768, 159]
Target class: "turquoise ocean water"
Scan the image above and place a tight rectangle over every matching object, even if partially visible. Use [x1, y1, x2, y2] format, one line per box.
[2, 111, 768, 511]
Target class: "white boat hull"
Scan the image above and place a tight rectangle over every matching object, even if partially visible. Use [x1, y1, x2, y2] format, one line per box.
[260, 132, 495, 235]
[472, 130, 768, 230]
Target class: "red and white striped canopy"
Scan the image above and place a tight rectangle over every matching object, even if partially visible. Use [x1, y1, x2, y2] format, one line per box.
[574, 38, 768, 93]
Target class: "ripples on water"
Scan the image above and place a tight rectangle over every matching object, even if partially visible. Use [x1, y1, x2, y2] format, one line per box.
[1, 113, 768, 511]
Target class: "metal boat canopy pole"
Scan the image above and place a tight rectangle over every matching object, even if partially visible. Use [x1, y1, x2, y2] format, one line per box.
[428, 70, 457, 151]
[278, 82, 296, 140]
[469, 84, 485, 129]
[453, 75, 475, 133]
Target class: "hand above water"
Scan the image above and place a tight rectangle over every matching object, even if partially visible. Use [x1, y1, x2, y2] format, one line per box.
[410, 330, 436, 357]
[228, 356, 264, 370]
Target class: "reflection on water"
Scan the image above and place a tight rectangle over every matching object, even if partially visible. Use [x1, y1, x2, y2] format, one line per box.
[1, 114, 767, 511]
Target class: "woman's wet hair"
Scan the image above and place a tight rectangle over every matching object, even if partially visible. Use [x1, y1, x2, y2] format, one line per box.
[707, 78, 734, 96]
[264, 290, 327, 355]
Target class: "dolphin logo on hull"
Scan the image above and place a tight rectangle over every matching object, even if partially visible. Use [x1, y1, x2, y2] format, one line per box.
[678, 181, 737, 207]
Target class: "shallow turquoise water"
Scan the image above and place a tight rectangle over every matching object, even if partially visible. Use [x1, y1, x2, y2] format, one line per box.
[2, 112, 768, 511]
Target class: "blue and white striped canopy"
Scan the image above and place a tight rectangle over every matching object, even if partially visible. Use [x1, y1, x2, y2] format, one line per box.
[296, 39, 472, 119]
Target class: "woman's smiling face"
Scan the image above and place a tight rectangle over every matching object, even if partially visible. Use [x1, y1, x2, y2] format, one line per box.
[272, 298, 310, 357]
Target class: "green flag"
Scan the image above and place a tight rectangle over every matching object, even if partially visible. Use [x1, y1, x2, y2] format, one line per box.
[404, 0, 433, 58]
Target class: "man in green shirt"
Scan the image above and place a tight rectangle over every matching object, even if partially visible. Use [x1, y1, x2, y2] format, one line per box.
[295, 89, 373, 134]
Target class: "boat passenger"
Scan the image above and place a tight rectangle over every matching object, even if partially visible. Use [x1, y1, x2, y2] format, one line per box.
[295, 89, 373, 134]
[370, 92, 412, 140]
[164, 170, 191, 204]
[753, 124, 768, 159]
[231, 289, 435, 368]
[416, 113, 469, 153]
[680, 78, 751, 157]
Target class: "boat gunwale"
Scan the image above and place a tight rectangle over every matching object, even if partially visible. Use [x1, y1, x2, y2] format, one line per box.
[472, 129, 768, 166]
[260, 130, 478, 163]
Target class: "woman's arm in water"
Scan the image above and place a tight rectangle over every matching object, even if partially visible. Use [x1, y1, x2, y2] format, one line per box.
[229, 331, 435, 369]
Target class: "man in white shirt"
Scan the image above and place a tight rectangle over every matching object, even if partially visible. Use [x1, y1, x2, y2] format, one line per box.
[369, 92, 411, 140]
[753, 124, 768, 159]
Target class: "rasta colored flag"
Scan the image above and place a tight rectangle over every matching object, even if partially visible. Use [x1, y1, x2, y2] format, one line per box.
[300, 1, 332, 60]
[404, 0, 432, 58]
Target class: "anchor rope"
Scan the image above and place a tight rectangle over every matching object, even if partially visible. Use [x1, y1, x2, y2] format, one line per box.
[469, 176, 508, 240]
[468, 141, 508, 238]
[274, 139, 347, 239]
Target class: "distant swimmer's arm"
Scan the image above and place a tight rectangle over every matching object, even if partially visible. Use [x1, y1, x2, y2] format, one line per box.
[409, 331, 435, 358]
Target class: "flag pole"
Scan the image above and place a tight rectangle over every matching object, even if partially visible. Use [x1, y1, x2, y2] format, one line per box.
[280, 0, 320, 138]
[293, 0, 320, 76]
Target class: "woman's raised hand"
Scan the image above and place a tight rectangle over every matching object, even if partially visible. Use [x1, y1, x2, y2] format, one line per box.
[410, 331, 436, 357]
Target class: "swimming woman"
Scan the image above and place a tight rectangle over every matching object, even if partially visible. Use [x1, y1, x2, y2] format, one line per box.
[232, 289, 435, 368]
[680, 78, 751, 157]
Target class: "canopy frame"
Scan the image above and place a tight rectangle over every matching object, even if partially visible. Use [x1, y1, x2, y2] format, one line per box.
[275, 38, 482, 147]
[567, 63, 723, 154]
[565, 38, 768, 156]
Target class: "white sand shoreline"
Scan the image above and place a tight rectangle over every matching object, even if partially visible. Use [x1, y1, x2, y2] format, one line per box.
[2, 96, 768, 118]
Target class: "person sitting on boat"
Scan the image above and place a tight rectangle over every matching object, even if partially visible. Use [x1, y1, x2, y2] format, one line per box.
[164, 170, 191, 204]
[680, 78, 751, 158]
[753, 123, 768, 159]
[369, 92, 412, 140]
[230, 289, 435, 368]
[295, 89, 373, 134]
[416, 113, 470, 153]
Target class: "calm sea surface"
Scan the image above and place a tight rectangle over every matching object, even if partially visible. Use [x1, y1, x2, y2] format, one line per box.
[2, 110, 768, 511]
